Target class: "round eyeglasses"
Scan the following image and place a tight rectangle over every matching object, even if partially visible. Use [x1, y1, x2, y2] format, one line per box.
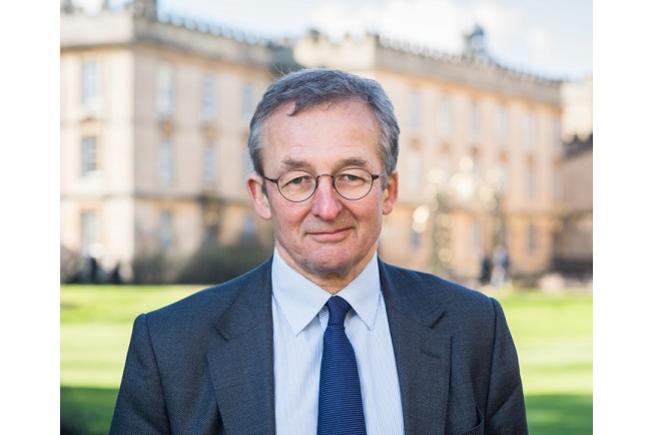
[263, 168, 381, 202]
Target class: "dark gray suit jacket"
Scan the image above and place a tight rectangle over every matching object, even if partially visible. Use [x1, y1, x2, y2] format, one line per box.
[110, 259, 528, 434]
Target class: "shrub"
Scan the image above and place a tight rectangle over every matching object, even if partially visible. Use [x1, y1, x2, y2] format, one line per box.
[176, 239, 271, 284]
[131, 253, 177, 284]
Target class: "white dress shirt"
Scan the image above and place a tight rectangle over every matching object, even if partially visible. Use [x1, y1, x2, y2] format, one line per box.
[271, 249, 405, 435]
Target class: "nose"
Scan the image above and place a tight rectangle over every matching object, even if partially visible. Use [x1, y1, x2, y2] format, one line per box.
[310, 176, 343, 220]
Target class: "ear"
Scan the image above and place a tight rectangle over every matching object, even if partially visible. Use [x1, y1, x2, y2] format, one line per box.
[382, 171, 398, 215]
[247, 174, 272, 220]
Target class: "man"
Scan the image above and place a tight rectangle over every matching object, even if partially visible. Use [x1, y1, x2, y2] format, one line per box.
[111, 69, 527, 434]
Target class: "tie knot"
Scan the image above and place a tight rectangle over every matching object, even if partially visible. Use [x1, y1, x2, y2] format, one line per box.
[326, 296, 351, 326]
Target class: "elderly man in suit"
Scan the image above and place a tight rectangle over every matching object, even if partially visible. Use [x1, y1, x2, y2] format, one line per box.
[110, 69, 527, 435]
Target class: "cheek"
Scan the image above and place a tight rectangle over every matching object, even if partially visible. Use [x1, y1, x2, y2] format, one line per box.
[351, 198, 384, 227]
[270, 201, 307, 229]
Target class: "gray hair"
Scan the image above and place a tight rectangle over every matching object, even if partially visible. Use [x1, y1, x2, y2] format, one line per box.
[247, 68, 400, 179]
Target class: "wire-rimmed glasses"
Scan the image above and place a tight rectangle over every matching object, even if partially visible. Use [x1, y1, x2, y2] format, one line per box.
[263, 168, 381, 202]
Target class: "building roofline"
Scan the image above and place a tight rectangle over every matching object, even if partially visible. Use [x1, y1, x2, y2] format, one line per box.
[375, 32, 563, 85]
[62, 9, 570, 91]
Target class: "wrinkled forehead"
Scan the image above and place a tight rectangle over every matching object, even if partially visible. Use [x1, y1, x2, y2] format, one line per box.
[259, 99, 382, 173]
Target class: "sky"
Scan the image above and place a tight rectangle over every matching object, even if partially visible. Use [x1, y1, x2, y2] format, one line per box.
[78, 0, 592, 80]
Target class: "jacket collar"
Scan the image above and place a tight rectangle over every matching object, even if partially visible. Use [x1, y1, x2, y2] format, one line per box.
[206, 259, 276, 434]
[379, 260, 451, 435]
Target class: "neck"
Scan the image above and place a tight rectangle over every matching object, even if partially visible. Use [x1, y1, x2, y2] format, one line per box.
[275, 244, 377, 294]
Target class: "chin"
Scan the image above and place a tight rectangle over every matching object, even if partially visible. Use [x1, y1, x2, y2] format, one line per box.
[301, 244, 375, 279]
[278, 237, 377, 280]
[301, 256, 353, 278]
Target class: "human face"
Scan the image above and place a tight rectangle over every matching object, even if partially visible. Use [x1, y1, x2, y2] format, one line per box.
[247, 99, 398, 289]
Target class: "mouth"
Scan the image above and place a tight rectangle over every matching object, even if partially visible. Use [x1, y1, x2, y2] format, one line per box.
[306, 227, 353, 243]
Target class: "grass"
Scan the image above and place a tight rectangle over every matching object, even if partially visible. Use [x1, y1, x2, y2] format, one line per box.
[61, 285, 592, 434]
[499, 292, 592, 434]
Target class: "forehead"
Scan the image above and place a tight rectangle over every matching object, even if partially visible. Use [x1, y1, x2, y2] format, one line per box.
[260, 99, 381, 172]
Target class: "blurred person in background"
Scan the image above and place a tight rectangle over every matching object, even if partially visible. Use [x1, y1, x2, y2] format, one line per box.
[480, 252, 492, 286]
[491, 244, 510, 290]
[110, 69, 527, 435]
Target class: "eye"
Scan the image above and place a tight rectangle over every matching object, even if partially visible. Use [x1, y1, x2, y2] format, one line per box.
[337, 170, 368, 184]
[288, 175, 310, 185]
[344, 174, 363, 182]
[280, 172, 314, 188]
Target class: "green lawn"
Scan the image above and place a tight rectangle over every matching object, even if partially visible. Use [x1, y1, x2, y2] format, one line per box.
[61, 285, 592, 434]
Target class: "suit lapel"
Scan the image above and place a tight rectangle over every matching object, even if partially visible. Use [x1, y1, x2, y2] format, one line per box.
[380, 261, 451, 435]
[206, 261, 276, 434]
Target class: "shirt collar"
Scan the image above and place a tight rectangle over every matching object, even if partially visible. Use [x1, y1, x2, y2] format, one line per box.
[271, 248, 381, 335]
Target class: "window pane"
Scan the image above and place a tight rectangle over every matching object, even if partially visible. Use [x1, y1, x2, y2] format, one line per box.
[81, 136, 98, 175]
[523, 112, 536, 149]
[159, 210, 173, 250]
[497, 163, 508, 194]
[201, 75, 216, 120]
[496, 106, 508, 146]
[81, 210, 97, 256]
[526, 168, 536, 201]
[409, 90, 421, 131]
[203, 144, 216, 183]
[159, 140, 174, 185]
[81, 59, 100, 107]
[157, 64, 175, 116]
[439, 94, 453, 138]
[470, 100, 480, 142]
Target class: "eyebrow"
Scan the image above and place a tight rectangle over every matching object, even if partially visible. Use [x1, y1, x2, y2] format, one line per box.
[279, 157, 369, 172]
[339, 158, 368, 168]
[280, 158, 312, 171]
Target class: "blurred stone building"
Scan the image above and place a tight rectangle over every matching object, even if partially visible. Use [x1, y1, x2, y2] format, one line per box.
[553, 77, 593, 277]
[61, 0, 589, 283]
[60, 0, 279, 281]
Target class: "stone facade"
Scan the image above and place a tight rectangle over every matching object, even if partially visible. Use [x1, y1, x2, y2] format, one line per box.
[61, 1, 589, 283]
[551, 77, 592, 277]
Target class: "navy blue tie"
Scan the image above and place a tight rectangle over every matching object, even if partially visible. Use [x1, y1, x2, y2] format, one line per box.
[317, 296, 367, 435]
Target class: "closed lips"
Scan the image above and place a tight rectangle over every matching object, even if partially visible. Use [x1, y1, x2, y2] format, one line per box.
[308, 228, 350, 235]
